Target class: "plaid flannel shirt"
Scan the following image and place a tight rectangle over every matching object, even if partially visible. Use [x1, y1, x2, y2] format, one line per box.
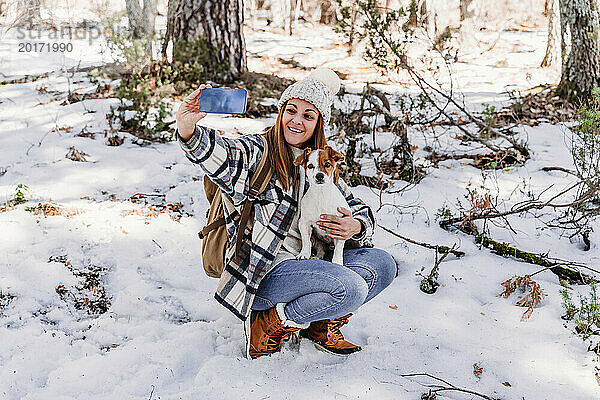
[178, 125, 376, 321]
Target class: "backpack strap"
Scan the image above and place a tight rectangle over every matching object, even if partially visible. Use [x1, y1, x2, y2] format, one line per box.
[198, 218, 225, 239]
[235, 135, 273, 259]
[247, 135, 273, 199]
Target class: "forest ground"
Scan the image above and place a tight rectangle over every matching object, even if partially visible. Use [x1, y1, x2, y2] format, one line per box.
[1, 5, 599, 400]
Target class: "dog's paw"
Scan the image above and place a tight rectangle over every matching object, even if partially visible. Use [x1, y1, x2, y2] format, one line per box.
[332, 256, 344, 265]
[297, 250, 311, 260]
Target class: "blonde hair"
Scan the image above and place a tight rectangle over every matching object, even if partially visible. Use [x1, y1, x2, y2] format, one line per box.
[264, 101, 327, 191]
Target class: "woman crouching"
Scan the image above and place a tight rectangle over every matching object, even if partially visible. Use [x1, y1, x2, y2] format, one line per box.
[175, 68, 397, 359]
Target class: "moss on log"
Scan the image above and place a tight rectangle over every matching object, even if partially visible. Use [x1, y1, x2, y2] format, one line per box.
[474, 235, 594, 284]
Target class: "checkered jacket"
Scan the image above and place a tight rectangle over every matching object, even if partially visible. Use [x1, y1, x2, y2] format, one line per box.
[178, 126, 376, 321]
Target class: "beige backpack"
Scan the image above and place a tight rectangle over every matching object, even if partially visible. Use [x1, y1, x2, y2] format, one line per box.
[198, 135, 273, 278]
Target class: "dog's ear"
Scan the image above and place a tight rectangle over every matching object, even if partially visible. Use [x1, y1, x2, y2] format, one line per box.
[326, 146, 345, 163]
[293, 148, 312, 166]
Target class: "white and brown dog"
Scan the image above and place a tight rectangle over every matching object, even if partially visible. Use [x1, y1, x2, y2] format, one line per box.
[294, 146, 349, 265]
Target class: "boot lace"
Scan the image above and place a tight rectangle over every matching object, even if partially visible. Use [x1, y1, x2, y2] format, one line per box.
[327, 314, 351, 343]
[256, 326, 299, 356]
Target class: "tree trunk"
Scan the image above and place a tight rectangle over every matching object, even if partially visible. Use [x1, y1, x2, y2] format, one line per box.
[319, 0, 337, 25]
[288, 0, 294, 35]
[19, 0, 40, 29]
[270, 0, 286, 29]
[459, 0, 474, 21]
[165, 0, 246, 81]
[126, 0, 144, 38]
[557, 0, 600, 102]
[541, 0, 559, 67]
[293, 0, 302, 30]
[125, 0, 157, 38]
[125, 0, 157, 57]
[248, 0, 257, 30]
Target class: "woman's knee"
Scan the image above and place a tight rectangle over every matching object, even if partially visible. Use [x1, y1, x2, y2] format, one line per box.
[372, 248, 397, 286]
[329, 268, 369, 311]
[347, 248, 397, 287]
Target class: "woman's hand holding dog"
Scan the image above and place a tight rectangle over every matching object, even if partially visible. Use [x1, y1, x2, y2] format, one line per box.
[176, 84, 212, 140]
[316, 207, 363, 240]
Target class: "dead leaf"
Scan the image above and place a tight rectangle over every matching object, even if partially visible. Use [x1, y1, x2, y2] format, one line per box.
[107, 136, 124, 146]
[65, 147, 89, 162]
[500, 275, 546, 321]
[76, 127, 95, 139]
[473, 363, 483, 378]
[26, 202, 81, 218]
[389, 305, 398, 310]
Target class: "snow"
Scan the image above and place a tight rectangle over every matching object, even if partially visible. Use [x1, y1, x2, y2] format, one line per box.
[1, 5, 599, 400]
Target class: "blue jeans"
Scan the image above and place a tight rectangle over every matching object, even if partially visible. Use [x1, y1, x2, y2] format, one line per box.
[251, 248, 397, 324]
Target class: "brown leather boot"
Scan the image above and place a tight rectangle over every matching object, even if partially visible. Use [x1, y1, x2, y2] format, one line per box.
[246, 307, 301, 359]
[300, 314, 362, 356]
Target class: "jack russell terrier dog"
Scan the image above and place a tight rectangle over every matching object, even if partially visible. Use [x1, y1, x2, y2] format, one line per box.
[293, 146, 350, 265]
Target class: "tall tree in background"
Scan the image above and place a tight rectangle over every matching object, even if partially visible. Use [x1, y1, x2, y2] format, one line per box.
[125, 0, 157, 39]
[459, 0, 474, 21]
[125, 0, 157, 57]
[320, 0, 338, 24]
[163, 0, 246, 82]
[557, 0, 600, 102]
[541, 0, 559, 67]
[19, 0, 39, 28]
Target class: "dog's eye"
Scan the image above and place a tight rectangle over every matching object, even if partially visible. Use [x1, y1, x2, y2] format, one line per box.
[307, 164, 314, 169]
[324, 162, 331, 168]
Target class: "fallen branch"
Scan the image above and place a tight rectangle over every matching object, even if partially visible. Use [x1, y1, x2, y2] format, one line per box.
[475, 235, 597, 284]
[439, 180, 591, 228]
[373, 369, 496, 400]
[541, 166, 577, 176]
[427, 149, 528, 170]
[379, 224, 465, 257]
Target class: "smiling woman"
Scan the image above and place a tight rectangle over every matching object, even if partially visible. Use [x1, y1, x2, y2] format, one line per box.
[175, 67, 396, 360]
[282, 99, 319, 147]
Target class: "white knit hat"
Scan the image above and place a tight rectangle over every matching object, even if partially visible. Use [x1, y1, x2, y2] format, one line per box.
[277, 68, 341, 125]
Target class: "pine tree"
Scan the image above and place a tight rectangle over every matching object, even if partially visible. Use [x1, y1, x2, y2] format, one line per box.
[557, 0, 600, 102]
[163, 0, 246, 82]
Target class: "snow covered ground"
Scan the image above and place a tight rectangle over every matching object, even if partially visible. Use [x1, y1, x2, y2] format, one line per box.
[1, 7, 599, 400]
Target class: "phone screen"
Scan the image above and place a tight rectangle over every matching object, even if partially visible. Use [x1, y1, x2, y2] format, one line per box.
[198, 88, 248, 115]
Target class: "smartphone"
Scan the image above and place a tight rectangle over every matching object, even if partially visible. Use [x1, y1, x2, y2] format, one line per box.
[198, 88, 248, 114]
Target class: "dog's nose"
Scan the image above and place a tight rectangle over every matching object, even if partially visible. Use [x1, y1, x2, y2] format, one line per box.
[315, 172, 325, 182]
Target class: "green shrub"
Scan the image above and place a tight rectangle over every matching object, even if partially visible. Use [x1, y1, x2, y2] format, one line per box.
[101, 11, 151, 74]
[14, 183, 28, 205]
[562, 283, 600, 339]
[110, 73, 174, 144]
[164, 38, 229, 91]
[571, 88, 600, 193]
[481, 103, 497, 138]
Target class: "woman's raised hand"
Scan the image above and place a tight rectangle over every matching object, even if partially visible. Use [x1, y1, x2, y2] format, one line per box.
[176, 84, 212, 140]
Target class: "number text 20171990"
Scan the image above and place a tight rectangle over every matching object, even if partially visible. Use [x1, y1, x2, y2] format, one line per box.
[18, 42, 73, 52]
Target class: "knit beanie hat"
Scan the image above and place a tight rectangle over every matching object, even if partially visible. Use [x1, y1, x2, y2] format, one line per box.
[277, 68, 341, 125]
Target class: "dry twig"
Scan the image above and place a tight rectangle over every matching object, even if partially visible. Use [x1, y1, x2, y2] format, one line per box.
[379, 224, 465, 257]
